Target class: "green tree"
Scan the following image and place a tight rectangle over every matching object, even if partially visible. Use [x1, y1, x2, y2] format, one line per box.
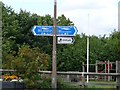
[2, 3, 20, 65]
[3, 45, 50, 88]
[57, 34, 87, 71]
[57, 14, 74, 26]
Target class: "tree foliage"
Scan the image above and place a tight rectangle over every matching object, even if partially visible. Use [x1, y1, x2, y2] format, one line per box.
[2, 2, 120, 87]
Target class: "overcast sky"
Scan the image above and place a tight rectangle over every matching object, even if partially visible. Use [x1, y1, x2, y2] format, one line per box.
[2, 0, 119, 36]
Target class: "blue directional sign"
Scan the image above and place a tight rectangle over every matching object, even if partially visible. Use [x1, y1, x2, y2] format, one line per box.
[32, 26, 53, 36]
[32, 26, 78, 36]
[57, 26, 78, 36]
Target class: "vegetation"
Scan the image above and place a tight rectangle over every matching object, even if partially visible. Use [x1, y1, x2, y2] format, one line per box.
[2, 2, 120, 88]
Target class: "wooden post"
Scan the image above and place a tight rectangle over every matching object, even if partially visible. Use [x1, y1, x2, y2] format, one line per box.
[116, 61, 120, 90]
[52, 0, 57, 89]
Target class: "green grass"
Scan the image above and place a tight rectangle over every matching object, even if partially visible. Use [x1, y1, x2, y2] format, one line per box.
[88, 85, 115, 88]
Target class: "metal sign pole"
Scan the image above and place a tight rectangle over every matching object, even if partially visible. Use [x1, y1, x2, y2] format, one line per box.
[118, 1, 120, 31]
[87, 37, 89, 83]
[87, 14, 90, 83]
[52, 0, 57, 89]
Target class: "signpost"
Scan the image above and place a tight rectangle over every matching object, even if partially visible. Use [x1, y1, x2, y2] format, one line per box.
[32, 25, 78, 89]
[57, 37, 75, 44]
[32, 26, 78, 36]
[31, 0, 78, 89]
[52, 0, 57, 89]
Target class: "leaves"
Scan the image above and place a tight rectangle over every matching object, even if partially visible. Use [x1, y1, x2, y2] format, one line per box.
[2, 2, 120, 88]
[2, 44, 50, 88]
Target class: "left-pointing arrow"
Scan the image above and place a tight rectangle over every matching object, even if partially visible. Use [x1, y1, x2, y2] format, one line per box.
[32, 26, 78, 36]
[32, 26, 53, 36]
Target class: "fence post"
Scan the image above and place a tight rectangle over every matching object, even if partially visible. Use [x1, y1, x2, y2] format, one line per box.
[108, 60, 110, 81]
[67, 75, 70, 82]
[95, 60, 98, 80]
[82, 72, 85, 87]
[105, 61, 107, 81]
[116, 61, 120, 90]
[116, 61, 118, 82]
[82, 62, 85, 87]
[82, 62, 85, 73]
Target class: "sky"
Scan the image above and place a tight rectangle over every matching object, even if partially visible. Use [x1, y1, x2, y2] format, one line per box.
[2, 0, 119, 36]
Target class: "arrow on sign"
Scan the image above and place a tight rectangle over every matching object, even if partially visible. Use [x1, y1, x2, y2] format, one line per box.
[57, 26, 78, 36]
[57, 37, 75, 44]
[32, 26, 53, 36]
[32, 26, 78, 36]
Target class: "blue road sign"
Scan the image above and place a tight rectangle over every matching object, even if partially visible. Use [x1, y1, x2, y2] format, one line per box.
[57, 26, 78, 36]
[32, 26, 78, 36]
[32, 26, 53, 36]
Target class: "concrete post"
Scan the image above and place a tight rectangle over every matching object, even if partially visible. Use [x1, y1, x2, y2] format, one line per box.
[82, 72, 85, 87]
[105, 61, 106, 81]
[82, 62, 85, 73]
[67, 75, 70, 82]
[95, 60, 98, 80]
[116, 61, 120, 90]
[108, 60, 110, 81]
